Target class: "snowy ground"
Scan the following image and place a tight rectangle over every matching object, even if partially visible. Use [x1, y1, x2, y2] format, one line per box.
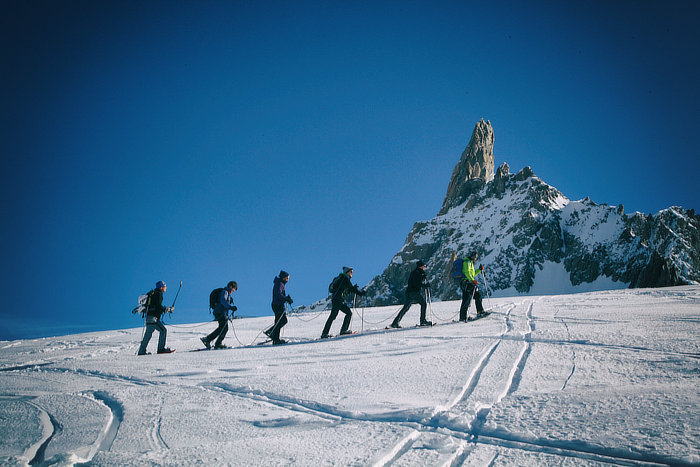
[1, 286, 699, 466]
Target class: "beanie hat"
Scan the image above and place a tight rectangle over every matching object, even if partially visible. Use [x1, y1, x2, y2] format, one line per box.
[342, 266, 353, 274]
[279, 270, 289, 279]
[416, 260, 426, 268]
[156, 281, 166, 289]
[469, 251, 478, 260]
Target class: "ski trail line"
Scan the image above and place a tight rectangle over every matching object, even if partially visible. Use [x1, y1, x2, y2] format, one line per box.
[476, 431, 684, 466]
[24, 400, 61, 465]
[371, 430, 421, 467]
[431, 339, 501, 418]
[153, 396, 170, 450]
[499, 302, 534, 399]
[440, 439, 470, 467]
[556, 307, 577, 391]
[86, 391, 124, 455]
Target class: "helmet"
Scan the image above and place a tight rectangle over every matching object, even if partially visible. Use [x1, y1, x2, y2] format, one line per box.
[156, 281, 166, 289]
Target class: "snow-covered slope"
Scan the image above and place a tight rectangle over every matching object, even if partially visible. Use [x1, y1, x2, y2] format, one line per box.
[1, 286, 699, 465]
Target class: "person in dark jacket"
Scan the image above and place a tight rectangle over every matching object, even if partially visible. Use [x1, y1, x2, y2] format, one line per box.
[321, 267, 366, 338]
[264, 270, 293, 345]
[138, 281, 174, 355]
[390, 260, 432, 328]
[201, 281, 238, 349]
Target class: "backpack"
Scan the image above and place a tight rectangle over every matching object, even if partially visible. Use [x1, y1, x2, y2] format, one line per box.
[451, 259, 465, 279]
[131, 290, 153, 317]
[328, 274, 343, 294]
[209, 288, 224, 311]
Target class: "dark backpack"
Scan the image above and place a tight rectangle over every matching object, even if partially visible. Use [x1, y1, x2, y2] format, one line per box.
[328, 274, 343, 294]
[451, 259, 465, 279]
[132, 290, 153, 317]
[209, 288, 224, 311]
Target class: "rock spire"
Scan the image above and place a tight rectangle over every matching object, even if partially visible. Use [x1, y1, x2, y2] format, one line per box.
[439, 119, 495, 215]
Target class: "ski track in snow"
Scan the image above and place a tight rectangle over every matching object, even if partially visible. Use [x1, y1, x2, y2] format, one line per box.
[23, 398, 59, 465]
[86, 391, 125, 455]
[1, 288, 698, 465]
[556, 307, 578, 391]
[40, 367, 165, 387]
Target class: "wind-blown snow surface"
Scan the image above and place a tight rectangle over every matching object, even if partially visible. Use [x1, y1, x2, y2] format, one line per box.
[1, 287, 699, 466]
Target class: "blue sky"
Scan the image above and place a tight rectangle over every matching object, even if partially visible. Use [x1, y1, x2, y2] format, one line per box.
[2, 0, 699, 340]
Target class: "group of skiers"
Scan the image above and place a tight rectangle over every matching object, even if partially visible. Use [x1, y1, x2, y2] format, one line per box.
[136, 252, 487, 355]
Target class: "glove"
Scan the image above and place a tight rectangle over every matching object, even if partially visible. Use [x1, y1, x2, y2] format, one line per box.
[286, 296, 293, 304]
[473, 280, 478, 285]
[167, 306, 174, 313]
[231, 306, 238, 313]
[479, 264, 484, 271]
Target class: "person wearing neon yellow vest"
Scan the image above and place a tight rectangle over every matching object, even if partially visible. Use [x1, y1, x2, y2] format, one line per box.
[459, 252, 485, 321]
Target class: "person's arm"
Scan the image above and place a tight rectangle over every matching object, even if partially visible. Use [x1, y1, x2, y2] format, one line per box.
[220, 289, 235, 310]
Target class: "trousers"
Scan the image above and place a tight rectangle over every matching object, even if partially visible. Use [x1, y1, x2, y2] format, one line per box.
[138, 317, 167, 354]
[322, 300, 352, 337]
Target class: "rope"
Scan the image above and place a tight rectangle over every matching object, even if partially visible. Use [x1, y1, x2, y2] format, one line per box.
[424, 288, 459, 323]
[228, 318, 266, 347]
[288, 308, 326, 322]
[168, 321, 213, 329]
[430, 308, 460, 323]
[360, 309, 395, 326]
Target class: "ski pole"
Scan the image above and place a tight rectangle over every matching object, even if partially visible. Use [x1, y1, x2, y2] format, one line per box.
[171, 280, 183, 308]
[360, 295, 364, 332]
[482, 270, 493, 311]
[425, 288, 433, 324]
[352, 293, 356, 331]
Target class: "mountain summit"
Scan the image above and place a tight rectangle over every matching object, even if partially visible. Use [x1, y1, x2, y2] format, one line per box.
[439, 119, 495, 215]
[356, 121, 700, 306]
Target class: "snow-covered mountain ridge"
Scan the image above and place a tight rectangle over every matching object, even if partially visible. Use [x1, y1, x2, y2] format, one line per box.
[338, 120, 700, 309]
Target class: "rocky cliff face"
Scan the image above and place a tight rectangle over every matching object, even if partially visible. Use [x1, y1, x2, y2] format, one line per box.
[306, 120, 700, 311]
[439, 119, 495, 216]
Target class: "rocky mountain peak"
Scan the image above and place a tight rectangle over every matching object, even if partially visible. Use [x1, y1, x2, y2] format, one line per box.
[439, 119, 495, 215]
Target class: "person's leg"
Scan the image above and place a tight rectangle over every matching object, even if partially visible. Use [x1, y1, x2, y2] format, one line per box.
[474, 288, 485, 314]
[206, 318, 225, 343]
[138, 323, 156, 354]
[392, 291, 416, 327]
[322, 304, 340, 337]
[459, 282, 473, 321]
[270, 305, 286, 341]
[156, 321, 168, 351]
[417, 293, 429, 324]
[339, 303, 353, 334]
[213, 318, 229, 347]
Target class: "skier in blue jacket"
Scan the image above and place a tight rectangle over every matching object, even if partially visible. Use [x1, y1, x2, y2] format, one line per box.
[201, 281, 237, 349]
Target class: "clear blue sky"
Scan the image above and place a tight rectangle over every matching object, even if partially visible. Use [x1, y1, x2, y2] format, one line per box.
[2, 0, 698, 340]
